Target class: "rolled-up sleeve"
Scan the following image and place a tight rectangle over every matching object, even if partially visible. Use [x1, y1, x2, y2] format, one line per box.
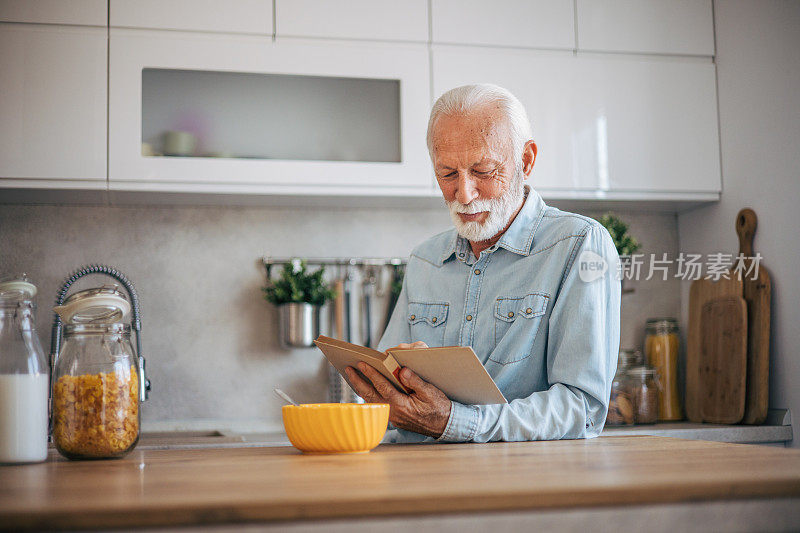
[438, 224, 621, 442]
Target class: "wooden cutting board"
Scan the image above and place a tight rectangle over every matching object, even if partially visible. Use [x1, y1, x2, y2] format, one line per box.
[736, 209, 772, 424]
[686, 231, 745, 423]
[697, 296, 748, 423]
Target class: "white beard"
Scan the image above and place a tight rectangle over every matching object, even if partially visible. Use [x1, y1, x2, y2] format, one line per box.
[446, 177, 525, 243]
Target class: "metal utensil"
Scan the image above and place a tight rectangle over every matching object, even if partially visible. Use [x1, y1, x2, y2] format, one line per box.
[362, 266, 377, 349]
[273, 388, 299, 406]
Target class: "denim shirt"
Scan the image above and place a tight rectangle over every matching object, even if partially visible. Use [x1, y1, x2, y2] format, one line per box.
[378, 187, 621, 443]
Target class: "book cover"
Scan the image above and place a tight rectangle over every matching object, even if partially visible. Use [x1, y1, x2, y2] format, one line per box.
[314, 335, 507, 405]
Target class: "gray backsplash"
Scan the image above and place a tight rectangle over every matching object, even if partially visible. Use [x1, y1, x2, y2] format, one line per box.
[0, 200, 679, 432]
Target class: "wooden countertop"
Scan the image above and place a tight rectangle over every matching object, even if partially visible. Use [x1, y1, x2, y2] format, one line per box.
[2, 436, 800, 530]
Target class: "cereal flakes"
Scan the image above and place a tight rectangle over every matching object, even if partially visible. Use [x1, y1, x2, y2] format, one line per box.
[53, 366, 139, 458]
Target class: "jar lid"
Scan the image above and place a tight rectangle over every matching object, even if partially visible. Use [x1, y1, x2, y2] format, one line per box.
[0, 273, 37, 302]
[627, 365, 658, 378]
[54, 284, 131, 324]
[618, 349, 643, 368]
[646, 317, 678, 327]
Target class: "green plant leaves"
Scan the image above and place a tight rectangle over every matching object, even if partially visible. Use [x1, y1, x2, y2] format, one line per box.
[262, 260, 336, 306]
[599, 213, 641, 257]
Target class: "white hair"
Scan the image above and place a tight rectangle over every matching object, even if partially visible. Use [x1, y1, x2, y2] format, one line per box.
[426, 84, 533, 168]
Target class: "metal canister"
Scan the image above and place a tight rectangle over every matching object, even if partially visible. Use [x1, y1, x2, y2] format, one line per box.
[279, 302, 321, 349]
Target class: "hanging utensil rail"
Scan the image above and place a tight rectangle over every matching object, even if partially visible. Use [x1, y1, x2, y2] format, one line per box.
[262, 257, 407, 267]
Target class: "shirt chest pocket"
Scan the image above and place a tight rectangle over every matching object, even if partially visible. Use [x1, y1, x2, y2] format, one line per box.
[407, 301, 448, 347]
[491, 293, 549, 365]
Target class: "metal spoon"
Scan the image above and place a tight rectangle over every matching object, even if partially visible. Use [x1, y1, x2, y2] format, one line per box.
[273, 388, 299, 406]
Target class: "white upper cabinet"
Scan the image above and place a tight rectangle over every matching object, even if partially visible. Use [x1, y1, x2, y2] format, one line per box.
[0, 23, 107, 184]
[0, 0, 106, 26]
[431, 0, 575, 50]
[434, 46, 720, 195]
[109, 30, 431, 193]
[572, 55, 720, 193]
[110, 0, 272, 35]
[276, 0, 428, 42]
[433, 46, 586, 191]
[576, 0, 715, 56]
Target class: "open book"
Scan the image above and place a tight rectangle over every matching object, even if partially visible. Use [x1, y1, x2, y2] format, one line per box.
[314, 335, 507, 405]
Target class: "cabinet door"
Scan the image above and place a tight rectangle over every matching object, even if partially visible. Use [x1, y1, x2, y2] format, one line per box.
[0, 0, 106, 26]
[276, 0, 428, 42]
[432, 47, 721, 195]
[433, 46, 591, 191]
[0, 23, 106, 183]
[431, 0, 574, 50]
[110, 0, 271, 35]
[576, 0, 714, 56]
[109, 30, 431, 192]
[573, 55, 720, 193]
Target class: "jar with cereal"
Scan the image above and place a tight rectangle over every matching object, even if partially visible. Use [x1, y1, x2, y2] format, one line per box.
[52, 286, 140, 459]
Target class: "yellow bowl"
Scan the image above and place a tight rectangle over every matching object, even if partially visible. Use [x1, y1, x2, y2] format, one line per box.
[282, 403, 390, 454]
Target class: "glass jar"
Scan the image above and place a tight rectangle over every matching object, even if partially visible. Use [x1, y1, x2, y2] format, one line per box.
[0, 275, 49, 464]
[52, 286, 140, 459]
[628, 366, 660, 424]
[606, 349, 642, 426]
[645, 318, 683, 421]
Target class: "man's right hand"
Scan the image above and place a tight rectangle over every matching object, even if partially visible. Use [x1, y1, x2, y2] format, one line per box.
[386, 341, 428, 353]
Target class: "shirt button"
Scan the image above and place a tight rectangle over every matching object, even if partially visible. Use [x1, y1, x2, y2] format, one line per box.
[466, 315, 473, 321]
[526, 307, 533, 314]
[410, 314, 416, 320]
[474, 269, 481, 275]
[508, 311, 515, 318]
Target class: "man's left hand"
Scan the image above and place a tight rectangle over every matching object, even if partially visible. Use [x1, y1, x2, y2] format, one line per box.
[345, 363, 451, 438]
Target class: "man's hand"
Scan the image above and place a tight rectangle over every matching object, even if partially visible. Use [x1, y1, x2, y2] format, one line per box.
[345, 358, 451, 439]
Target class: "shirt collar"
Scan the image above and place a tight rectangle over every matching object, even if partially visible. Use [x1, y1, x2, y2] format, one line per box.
[440, 185, 547, 265]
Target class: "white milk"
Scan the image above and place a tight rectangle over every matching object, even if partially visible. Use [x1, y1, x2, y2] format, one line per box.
[0, 374, 49, 463]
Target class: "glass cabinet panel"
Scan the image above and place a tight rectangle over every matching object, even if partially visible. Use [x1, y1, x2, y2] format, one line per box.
[141, 68, 401, 163]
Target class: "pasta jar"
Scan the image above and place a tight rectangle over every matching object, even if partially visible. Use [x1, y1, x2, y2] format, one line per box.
[52, 286, 140, 459]
[627, 366, 660, 424]
[606, 349, 642, 426]
[644, 318, 683, 421]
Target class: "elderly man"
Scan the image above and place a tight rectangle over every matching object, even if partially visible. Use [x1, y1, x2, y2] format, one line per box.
[345, 84, 621, 443]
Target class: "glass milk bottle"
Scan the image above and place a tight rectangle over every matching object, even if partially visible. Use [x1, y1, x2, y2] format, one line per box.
[0, 275, 49, 464]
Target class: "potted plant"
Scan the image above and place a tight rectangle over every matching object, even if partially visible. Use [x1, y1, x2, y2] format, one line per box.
[599, 213, 641, 292]
[263, 260, 336, 348]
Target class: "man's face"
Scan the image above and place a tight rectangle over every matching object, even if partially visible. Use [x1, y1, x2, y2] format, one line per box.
[431, 107, 524, 242]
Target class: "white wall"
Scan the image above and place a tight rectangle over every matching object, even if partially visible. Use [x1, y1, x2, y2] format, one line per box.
[678, 0, 800, 446]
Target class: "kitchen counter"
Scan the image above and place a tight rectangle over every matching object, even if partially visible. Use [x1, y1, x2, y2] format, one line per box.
[133, 408, 793, 451]
[2, 436, 800, 531]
